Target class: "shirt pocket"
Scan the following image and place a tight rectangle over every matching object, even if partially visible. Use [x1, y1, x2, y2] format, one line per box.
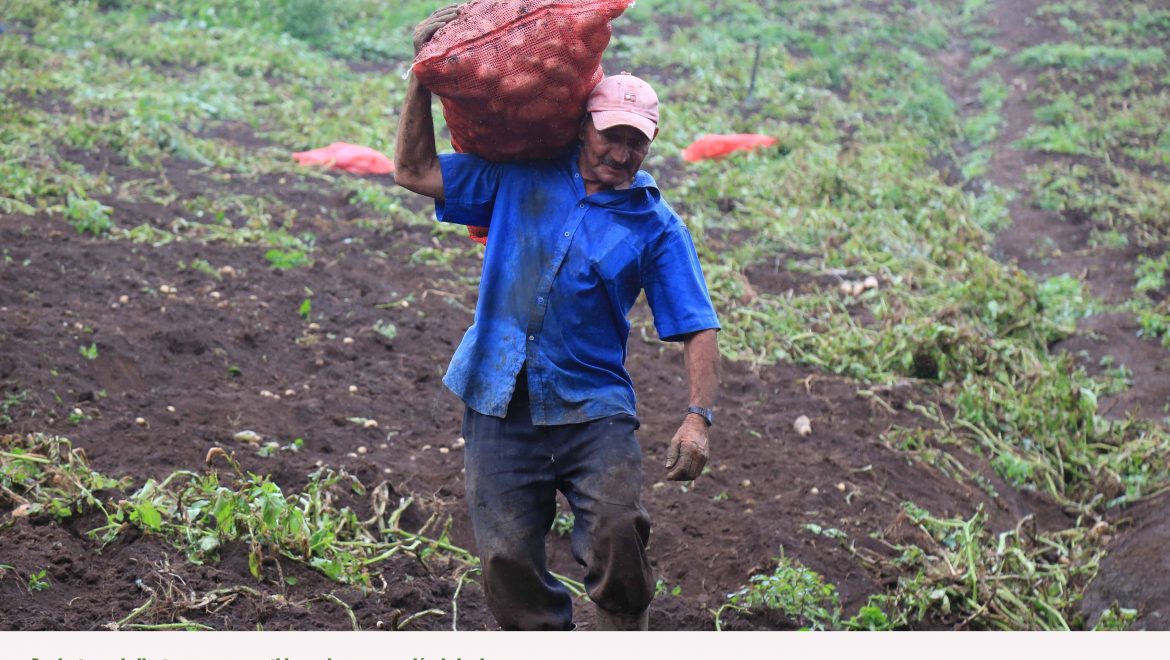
[588, 239, 643, 315]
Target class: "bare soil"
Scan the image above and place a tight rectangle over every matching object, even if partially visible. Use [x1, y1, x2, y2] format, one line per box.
[1082, 490, 1170, 630]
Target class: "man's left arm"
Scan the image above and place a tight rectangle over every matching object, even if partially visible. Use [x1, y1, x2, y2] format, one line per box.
[665, 328, 719, 481]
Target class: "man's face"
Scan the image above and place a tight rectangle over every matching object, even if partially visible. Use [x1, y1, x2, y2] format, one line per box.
[578, 117, 656, 191]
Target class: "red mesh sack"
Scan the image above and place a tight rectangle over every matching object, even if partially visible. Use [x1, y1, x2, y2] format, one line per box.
[293, 142, 395, 175]
[467, 224, 489, 245]
[681, 134, 779, 162]
[412, 0, 634, 163]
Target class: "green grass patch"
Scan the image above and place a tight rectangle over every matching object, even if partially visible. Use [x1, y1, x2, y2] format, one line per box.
[1015, 43, 1166, 70]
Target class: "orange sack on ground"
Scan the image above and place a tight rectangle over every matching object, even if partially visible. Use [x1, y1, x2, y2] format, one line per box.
[412, 0, 634, 162]
[293, 142, 395, 175]
[681, 134, 779, 162]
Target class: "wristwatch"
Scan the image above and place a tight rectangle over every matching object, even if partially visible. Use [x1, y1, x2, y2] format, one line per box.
[686, 406, 714, 427]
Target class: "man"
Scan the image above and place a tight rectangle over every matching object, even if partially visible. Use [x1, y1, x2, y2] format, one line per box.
[394, 5, 720, 631]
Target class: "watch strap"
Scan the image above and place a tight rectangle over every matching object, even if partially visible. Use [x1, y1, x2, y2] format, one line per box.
[687, 405, 713, 427]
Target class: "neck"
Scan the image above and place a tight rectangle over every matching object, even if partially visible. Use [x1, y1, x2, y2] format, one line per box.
[582, 178, 607, 196]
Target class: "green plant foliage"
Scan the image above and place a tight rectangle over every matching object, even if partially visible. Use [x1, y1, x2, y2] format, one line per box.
[63, 194, 114, 236]
[1135, 252, 1169, 295]
[373, 320, 397, 341]
[1131, 251, 1170, 348]
[27, 568, 50, 593]
[717, 500, 1105, 631]
[1, 391, 30, 428]
[1037, 274, 1094, 332]
[1093, 604, 1138, 631]
[0, 434, 128, 522]
[715, 553, 842, 630]
[867, 503, 1104, 630]
[551, 509, 574, 537]
[265, 248, 312, 270]
[1015, 43, 1166, 69]
[0, 433, 584, 603]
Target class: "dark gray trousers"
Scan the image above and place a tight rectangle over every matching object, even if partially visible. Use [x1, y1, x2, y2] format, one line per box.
[461, 370, 654, 630]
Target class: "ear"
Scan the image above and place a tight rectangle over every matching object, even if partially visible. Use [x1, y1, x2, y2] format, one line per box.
[651, 126, 659, 141]
[578, 113, 592, 142]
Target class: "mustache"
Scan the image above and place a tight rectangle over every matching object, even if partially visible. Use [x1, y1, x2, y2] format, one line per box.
[599, 156, 627, 169]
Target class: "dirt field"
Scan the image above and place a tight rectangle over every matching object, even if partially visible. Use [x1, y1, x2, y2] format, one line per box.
[2, 0, 1168, 631]
[0, 151, 1070, 629]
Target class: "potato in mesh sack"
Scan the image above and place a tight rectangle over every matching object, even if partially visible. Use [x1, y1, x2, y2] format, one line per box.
[412, 0, 634, 161]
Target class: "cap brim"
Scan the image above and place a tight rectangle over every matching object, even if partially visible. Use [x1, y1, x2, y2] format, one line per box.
[591, 110, 656, 141]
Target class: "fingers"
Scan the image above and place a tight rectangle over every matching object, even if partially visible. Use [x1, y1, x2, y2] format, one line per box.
[666, 452, 703, 480]
[665, 454, 693, 481]
[429, 4, 462, 23]
[665, 439, 708, 481]
[415, 4, 463, 49]
[664, 436, 681, 470]
[417, 23, 444, 44]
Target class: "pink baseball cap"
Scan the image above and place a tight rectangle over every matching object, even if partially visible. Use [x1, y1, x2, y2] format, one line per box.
[586, 74, 659, 141]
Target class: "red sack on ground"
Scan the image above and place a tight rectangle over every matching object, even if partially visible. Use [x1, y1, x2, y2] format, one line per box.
[413, 0, 633, 162]
[681, 134, 779, 162]
[293, 142, 395, 175]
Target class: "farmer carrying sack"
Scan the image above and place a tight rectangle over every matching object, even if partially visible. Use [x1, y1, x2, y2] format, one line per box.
[413, 0, 634, 162]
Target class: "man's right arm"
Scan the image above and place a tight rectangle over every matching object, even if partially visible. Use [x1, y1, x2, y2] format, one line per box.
[394, 4, 462, 201]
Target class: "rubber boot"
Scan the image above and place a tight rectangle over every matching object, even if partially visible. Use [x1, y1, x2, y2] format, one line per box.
[594, 606, 649, 631]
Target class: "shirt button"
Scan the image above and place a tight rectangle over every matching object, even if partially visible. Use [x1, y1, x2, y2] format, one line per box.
[528, 335, 536, 341]
[579, 204, 584, 209]
[537, 297, 544, 304]
[574, 173, 579, 178]
[563, 231, 570, 237]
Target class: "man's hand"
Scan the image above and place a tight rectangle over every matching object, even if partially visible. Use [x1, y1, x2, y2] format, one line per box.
[414, 4, 462, 56]
[665, 414, 709, 481]
[665, 329, 718, 481]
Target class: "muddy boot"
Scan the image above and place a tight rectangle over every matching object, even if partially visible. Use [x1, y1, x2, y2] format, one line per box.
[594, 605, 649, 631]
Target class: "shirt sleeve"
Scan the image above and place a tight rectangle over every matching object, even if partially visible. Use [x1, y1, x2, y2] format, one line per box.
[434, 153, 504, 227]
[642, 219, 721, 342]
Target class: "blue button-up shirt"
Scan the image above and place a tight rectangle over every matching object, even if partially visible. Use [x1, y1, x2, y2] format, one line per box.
[435, 147, 720, 425]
